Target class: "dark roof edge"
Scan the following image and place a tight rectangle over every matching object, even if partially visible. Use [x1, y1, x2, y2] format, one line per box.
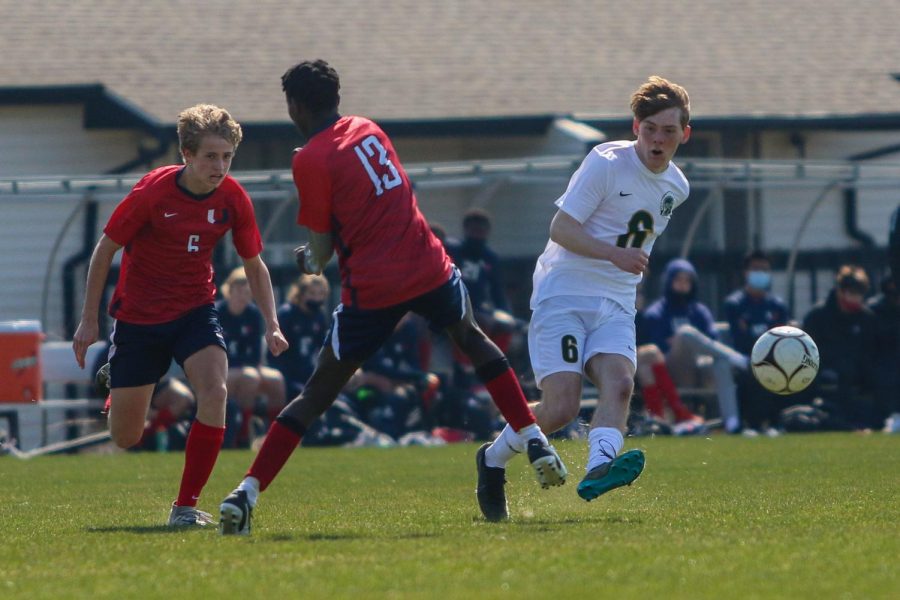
[577, 113, 900, 131]
[0, 84, 164, 134]
[243, 114, 557, 139]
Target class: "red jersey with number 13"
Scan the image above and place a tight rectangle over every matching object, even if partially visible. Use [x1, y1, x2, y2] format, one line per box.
[292, 116, 451, 309]
[104, 165, 263, 324]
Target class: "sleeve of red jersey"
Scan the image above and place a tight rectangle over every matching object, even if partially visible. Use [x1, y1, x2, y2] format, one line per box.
[103, 175, 154, 246]
[292, 150, 333, 234]
[231, 186, 264, 259]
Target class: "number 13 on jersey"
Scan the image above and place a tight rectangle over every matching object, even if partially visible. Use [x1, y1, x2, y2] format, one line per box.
[354, 135, 402, 196]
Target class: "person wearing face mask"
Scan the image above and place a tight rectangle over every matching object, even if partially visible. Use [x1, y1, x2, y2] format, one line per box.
[802, 265, 880, 429]
[268, 274, 331, 399]
[724, 250, 791, 435]
[446, 209, 520, 384]
[217, 267, 288, 448]
[641, 258, 748, 434]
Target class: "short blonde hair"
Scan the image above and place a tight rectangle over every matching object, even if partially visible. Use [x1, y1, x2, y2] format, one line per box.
[177, 104, 243, 156]
[221, 266, 249, 299]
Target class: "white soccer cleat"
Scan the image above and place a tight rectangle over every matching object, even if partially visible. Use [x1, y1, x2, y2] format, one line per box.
[219, 489, 252, 536]
[526, 438, 567, 489]
[167, 504, 215, 528]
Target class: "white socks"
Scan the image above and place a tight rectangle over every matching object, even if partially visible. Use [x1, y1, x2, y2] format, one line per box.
[484, 423, 547, 469]
[585, 427, 624, 473]
[487, 424, 627, 474]
[237, 476, 260, 508]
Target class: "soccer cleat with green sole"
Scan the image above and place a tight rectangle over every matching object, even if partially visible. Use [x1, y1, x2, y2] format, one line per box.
[577, 449, 645, 502]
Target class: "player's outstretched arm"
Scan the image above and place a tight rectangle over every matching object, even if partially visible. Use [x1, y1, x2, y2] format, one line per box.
[242, 254, 289, 357]
[73, 235, 122, 368]
[549, 210, 648, 275]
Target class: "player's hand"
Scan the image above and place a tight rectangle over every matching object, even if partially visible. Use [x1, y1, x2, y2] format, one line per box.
[265, 327, 289, 357]
[72, 319, 99, 369]
[610, 247, 649, 275]
[293, 244, 319, 274]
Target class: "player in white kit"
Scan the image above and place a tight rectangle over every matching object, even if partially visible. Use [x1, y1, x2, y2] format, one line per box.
[476, 76, 692, 520]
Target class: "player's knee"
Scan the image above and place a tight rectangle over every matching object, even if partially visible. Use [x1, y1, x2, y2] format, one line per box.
[196, 380, 228, 405]
[610, 374, 635, 403]
[110, 427, 142, 449]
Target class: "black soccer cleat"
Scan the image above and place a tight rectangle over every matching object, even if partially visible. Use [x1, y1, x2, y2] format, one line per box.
[475, 443, 509, 522]
[95, 362, 111, 396]
[526, 438, 568, 489]
[219, 489, 252, 536]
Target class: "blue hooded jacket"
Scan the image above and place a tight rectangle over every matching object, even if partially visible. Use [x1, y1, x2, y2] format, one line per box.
[641, 258, 718, 354]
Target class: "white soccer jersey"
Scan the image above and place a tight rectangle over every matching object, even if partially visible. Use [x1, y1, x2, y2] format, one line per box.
[531, 140, 689, 312]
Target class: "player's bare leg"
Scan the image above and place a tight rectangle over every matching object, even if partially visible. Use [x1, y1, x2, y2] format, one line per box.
[107, 384, 155, 449]
[577, 353, 645, 502]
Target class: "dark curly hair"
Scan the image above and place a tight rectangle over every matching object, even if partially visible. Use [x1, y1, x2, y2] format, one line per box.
[281, 59, 341, 113]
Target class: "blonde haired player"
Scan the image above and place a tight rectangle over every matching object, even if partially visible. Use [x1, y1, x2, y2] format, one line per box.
[73, 104, 288, 527]
[477, 77, 692, 520]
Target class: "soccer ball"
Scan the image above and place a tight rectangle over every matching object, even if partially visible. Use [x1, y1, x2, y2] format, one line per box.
[750, 326, 819, 395]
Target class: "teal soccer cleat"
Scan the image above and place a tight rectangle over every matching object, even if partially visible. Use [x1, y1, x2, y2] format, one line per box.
[577, 449, 645, 502]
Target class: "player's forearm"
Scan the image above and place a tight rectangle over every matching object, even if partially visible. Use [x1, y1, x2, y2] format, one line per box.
[80, 236, 119, 322]
[243, 257, 280, 331]
[549, 210, 618, 261]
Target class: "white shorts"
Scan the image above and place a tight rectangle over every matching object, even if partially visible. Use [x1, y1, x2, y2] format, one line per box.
[528, 295, 636, 388]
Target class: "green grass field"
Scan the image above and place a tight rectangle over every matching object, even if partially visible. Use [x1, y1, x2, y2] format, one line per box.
[2, 433, 898, 599]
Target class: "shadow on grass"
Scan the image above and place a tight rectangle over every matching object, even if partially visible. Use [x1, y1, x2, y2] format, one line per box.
[470, 514, 642, 528]
[85, 525, 197, 534]
[264, 531, 440, 543]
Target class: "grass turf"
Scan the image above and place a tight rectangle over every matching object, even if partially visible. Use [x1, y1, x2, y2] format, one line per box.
[1, 433, 898, 599]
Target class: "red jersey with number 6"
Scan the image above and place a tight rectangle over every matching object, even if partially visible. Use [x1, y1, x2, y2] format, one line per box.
[292, 115, 451, 309]
[104, 165, 263, 324]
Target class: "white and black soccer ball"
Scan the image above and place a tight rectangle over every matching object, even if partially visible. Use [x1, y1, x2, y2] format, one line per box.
[750, 326, 819, 395]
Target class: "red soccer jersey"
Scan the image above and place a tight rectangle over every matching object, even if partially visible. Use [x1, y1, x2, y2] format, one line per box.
[104, 165, 262, 324]
[292, 116, 451, 309]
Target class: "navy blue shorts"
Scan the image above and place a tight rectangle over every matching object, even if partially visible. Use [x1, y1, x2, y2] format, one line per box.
[325, 266, 469, 362]
[108, 304, 226, 388]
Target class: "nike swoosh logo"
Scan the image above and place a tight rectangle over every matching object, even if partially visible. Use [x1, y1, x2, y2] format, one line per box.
[619, 191, 633, 197]
[164, 212, 177, 218]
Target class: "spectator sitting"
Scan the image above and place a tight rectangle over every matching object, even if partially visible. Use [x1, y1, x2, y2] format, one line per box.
[724, 250, 792, 436]
[137, 377, 197, 452]
[447, 208, 519, 354]
[217, 267, 287, 447]
[347, 314, 440, 440]
[268, 274, 331, 399]
[803, 265, 880, 430]
[640, 258, 749, 433]
[868, 275, 900, 433]
[634, 276, 704, 432]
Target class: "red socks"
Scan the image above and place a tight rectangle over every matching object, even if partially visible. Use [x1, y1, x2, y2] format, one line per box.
[483, 367, 536, 432]
[651, 363, 695, 422]
[641, 383, 666, 418]
[246, 421, 302, 492]
[175, 420, 225, 507]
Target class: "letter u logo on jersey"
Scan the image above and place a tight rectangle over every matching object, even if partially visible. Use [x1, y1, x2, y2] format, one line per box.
[207, 208, 230, 224]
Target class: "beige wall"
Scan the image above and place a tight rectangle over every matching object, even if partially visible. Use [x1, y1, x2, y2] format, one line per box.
[0, 105, 163, 177]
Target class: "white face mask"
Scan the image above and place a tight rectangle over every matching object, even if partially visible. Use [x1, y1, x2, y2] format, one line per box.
[747, 270, 771, 291]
